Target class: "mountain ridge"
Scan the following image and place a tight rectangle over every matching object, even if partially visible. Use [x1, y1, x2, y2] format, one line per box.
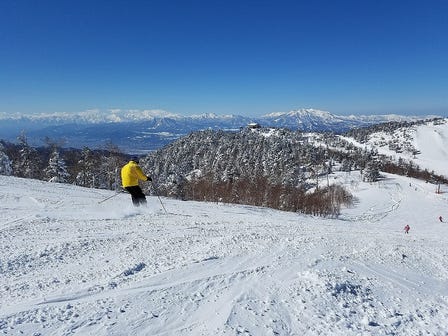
[1, 108, 438, 124]
[0, 108, 442, 153]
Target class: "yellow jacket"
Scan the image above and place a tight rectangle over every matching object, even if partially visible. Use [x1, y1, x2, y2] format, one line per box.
[121, 161, 148, 187]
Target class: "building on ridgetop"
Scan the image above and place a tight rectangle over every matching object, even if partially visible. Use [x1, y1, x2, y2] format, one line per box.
[247, 122, 261, 129]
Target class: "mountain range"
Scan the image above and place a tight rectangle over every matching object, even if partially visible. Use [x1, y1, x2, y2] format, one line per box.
[0, 109, 439, 153]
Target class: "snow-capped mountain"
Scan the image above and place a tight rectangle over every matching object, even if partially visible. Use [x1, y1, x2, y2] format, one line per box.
[0, 108, 440, 153]
[0, 109, 182, 124]
[259, 109, 433, 131]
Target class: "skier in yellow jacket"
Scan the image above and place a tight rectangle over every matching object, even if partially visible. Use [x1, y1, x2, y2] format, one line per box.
[121, 157, 151, 206]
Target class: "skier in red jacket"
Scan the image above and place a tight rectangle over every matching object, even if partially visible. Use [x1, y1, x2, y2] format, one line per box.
[404, 224, 410, 234]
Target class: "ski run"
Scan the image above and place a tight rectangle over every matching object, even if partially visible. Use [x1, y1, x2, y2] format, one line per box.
[1, 171, 448, 335]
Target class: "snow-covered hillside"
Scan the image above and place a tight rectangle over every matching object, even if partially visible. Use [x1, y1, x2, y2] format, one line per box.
[1, 173, 448, 335]
[339, 119, 448, 178]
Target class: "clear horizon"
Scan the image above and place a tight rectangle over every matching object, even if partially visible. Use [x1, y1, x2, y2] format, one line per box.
[1, 0, 447, 117]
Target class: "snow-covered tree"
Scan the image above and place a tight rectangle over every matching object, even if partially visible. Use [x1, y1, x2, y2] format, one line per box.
[340, 158, 353, 172]
[363, 160, 381, 182]
[14, 132, 41, 179]
[74, 144, 123, 190]
[97, 155, 121, 190]
[45, 149, 70, 183]
[0, 143, 13, 176]
[75, 147, 97, 187]
[96, 143, 123, 190]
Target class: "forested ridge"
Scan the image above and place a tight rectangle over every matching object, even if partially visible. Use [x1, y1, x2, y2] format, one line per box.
[1, 118, 446, 216]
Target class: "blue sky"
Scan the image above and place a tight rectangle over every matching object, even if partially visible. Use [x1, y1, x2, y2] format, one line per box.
[1, 0, 447, 117]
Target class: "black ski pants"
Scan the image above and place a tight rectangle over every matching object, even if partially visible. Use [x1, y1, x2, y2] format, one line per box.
[125, 186, 147, 206]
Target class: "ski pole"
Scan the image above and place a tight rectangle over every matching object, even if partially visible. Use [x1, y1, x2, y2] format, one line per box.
[98, 192, 121, 204]
[156, 194, 168, 214]
[150, 181, 168, 214]
[98, 188, 125, 204]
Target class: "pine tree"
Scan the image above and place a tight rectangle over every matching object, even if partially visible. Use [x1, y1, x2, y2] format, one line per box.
[98, 155, 121, 190]
[75, 147, 96, 187]
[340, 158, 352, 172]
[363, 160, 381, 182]
[45, 149, 70, 183]
[14, 132, 41, 179]
[0, 143, 13, 176]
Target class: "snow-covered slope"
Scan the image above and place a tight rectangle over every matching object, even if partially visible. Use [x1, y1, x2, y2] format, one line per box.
[339, 119, 448, 178]
[412, 123, 448, 176]
[1, 173, 448, 335]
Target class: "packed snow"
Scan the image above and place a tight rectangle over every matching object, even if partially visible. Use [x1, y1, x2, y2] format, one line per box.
[1, 172, 448, 335]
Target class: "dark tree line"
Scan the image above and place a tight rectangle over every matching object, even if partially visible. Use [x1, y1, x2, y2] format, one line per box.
[183, 174, 353, 217]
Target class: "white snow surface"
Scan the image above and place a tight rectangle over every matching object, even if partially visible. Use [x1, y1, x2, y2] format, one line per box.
[339, 119, 448, 178]
[413, 123, 448, 177]
[1, 173, 448, 335]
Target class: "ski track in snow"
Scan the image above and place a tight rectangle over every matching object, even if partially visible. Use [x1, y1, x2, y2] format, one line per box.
[1, 174, 448, 335]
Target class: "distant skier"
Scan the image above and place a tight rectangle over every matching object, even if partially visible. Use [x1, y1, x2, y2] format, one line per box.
[404, 224, 410, 234]
[121, 157, 151, 206]
[439, 216, 443, 222]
